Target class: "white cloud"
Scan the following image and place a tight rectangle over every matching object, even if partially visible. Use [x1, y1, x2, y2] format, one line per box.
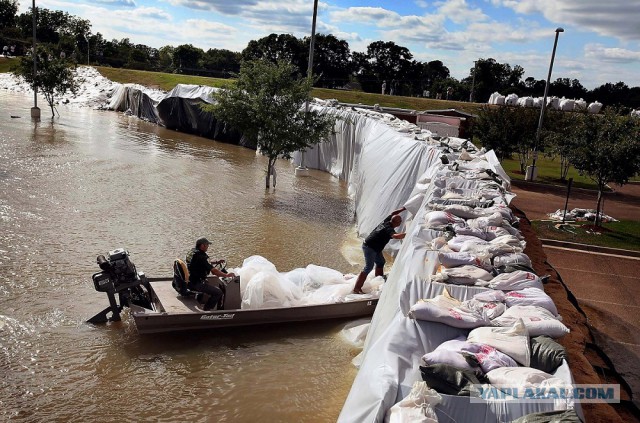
[493, 0, 640, 41]
[584, 44, 640, 63]
[436, 0, 487, 24]
[93, 0, 136, 6]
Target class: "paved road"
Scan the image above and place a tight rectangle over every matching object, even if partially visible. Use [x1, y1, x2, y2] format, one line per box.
[543, 245, 640, 408]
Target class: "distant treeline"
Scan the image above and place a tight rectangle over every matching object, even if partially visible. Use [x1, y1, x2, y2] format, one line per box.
[1, 1, 639, 110]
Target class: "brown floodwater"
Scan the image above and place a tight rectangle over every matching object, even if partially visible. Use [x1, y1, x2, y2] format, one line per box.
[0, 90, 366, 422]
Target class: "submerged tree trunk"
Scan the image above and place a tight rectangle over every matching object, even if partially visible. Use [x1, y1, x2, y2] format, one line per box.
[265, 157, 277, 189]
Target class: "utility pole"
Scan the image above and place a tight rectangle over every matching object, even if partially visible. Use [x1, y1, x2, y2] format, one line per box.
[30, 0, 40, 120]
[295, 0, 318, 177]
[526, 28, 564, 182]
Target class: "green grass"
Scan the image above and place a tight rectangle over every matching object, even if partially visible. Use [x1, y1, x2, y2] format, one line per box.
[532, 220, 640, 251]
[93, 67, 483, 115]
[500, 157, 599, 190]
[0, 57, 16, 73]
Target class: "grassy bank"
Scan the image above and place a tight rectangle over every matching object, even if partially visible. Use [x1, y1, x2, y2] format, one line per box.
[94, 66, 483, 115]
[532, 220, 640, 252]
[0, 57, 15, 73]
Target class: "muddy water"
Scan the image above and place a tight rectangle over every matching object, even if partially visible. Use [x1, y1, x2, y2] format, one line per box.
[0, 91, 366, 422]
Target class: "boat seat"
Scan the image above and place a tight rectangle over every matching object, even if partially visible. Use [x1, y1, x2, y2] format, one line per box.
[173, 258, 197, 297]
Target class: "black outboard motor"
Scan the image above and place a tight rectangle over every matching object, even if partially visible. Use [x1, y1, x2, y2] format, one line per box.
[88, 248, 150, 324]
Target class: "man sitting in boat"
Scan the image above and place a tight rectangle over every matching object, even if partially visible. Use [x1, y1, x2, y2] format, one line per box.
[187, 237, 236, 311]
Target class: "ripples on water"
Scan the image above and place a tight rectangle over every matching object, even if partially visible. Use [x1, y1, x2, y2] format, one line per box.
[0, 91, 363, 422]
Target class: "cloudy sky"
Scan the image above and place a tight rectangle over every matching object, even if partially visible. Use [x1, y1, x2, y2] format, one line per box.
[22, 0, 640, 89]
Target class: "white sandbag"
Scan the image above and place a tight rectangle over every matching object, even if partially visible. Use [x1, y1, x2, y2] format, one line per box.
[533, 97, 542, 108]
[464, 298, 506, 320]
[481, 205, 515, 223]
[490, 234, 524, 249]
[421, 338, 481, 371]
[486, 366, 553, 388]
[474, 343, 518, 373]
[449, 235, 489, 252]
[432, 265, 494, 286]
[468, 319, 531, 366]
[438, 251, 490, 270]
[492, 252, 532, 268]
[560, 98, 575, 111]
[442, 204, 480, 219]
[408, 288, 491, 328]
[452, 225, 489, 240]
[385, 381, 441, 423]
[505, 288, 558, 316]
[424, 211, 464, 227]
[505, 93, 519, 106]
[574, 99, 587, 110]
[466, 212, 503, 229]
[495, 95, 505, 105]
[588, 101, 602, 114]
[473, 290, 507, 303]
[493, 305, 569, 338]
[547, 96, 560, 110]
[403, 193, 425, 216]
[486, 271, 544, 291]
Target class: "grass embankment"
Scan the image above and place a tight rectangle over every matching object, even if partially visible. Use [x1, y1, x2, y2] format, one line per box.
[533, 220, 640, 252]
[94, 66, 483, 115]
[0, 57, 15, 73]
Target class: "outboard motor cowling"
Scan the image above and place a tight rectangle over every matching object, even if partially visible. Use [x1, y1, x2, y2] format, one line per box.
[88, 248, 150, 324]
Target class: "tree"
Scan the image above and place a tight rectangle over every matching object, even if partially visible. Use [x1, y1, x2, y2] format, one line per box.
[467, 58, 525, 102]
[568, 109, 640, 226]
[173, 44, 204, 73]
[241, 33, 306, 74]
[543, 109, 581, 181]
[303, 33, 351, 88]
[0, 0, 18, 30]
[472, 105, 538, 172]
[13, 45, 79, 117]
[205, 59, 337, 188]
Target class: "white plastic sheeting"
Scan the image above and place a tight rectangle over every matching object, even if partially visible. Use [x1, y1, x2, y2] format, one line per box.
[293, 103, 444, 239]
[230, 255, 384, 309]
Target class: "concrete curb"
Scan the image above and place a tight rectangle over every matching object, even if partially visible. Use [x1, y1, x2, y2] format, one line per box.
[541, 238, 640, 258]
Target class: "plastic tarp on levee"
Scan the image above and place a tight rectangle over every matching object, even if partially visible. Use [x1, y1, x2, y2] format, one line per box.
[294, 104, 444, 239]
[107, 84, 164, 124]
[155, 84, 251, 148]
[291, 106, 583, 422]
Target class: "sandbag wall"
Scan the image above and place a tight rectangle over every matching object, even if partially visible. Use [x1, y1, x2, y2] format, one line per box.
[338, 144, 581, 422]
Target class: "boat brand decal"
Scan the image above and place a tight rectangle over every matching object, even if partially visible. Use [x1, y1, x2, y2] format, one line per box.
[200, 313, 236, 320]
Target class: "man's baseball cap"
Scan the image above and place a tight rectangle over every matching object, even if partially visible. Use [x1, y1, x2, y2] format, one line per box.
[196, 237, 211, 247]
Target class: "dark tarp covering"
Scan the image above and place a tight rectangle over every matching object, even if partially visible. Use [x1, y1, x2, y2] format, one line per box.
[155, 84, 253, 149]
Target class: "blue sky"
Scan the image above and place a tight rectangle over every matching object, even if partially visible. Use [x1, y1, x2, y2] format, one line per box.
[23, 0, 640, 90]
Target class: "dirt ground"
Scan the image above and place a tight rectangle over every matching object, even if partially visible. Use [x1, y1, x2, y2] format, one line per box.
[511, 180, 640, 422]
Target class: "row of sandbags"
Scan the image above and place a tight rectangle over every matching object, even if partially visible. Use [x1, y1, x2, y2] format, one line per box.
[379, 145, 576, 421]
[488, 92, 602, 113]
